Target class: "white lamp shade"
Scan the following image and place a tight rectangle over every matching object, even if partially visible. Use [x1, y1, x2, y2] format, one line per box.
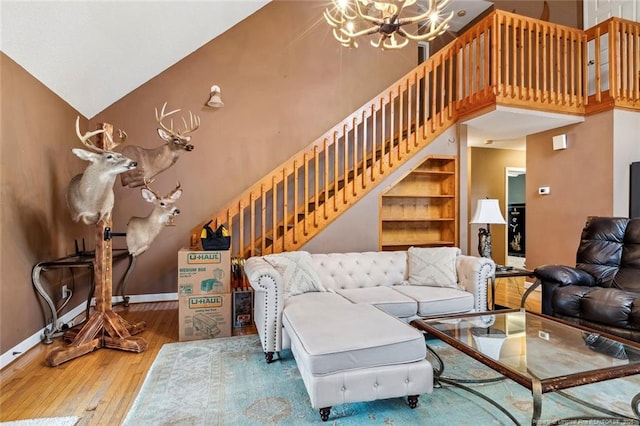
[470, 199, 506, 225]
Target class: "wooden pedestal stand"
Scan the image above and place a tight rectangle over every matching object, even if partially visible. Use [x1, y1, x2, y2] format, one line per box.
[46, 123, 147, 367]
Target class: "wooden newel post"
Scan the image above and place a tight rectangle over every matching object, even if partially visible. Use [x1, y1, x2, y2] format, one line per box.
[46, 123, 147, 367]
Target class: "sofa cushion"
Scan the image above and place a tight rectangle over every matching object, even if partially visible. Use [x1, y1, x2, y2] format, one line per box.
[393, 285, 474, 316]
[284, 291, 352, 308]
[263, 251, 326, 299]
[407, 247, 460, 289]
[283, 302, 426, 375]
[336, 286, 418, 318]
[311, 251, 407, 291]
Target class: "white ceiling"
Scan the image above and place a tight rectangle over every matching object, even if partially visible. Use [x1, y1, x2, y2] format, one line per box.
[0, 0, 271, 118]
[463, 106, 585, 150]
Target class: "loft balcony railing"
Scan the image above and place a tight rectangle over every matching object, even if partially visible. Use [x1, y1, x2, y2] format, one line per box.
[191, 11, 640, 258]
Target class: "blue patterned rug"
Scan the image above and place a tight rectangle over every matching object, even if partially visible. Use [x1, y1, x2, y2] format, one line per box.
[124, 334, 639, 425]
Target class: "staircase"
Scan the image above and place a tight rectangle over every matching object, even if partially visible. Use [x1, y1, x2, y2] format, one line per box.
[191, 11, 640, 258]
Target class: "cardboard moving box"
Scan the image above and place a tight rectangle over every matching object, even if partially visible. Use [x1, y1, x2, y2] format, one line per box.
[179, 293, 231, 341]
[178, 249, 230, 295]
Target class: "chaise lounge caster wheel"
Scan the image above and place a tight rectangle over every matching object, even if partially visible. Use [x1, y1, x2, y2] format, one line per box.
[319, 407, 331, 421]
[408, 395, 419, 409]
[265, 352, 274, 363]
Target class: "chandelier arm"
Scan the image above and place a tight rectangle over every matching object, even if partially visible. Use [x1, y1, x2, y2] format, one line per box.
[435, 0, 453, 12]
[334, 0, 360, 20]
[382, 33, 409, 49]
[333, 29, 355, 44]
[323, 10, 343, 28]
[398, 10, 433, 25]
[370, 33, 388, 48]
[342, 25, 382, 38]
[355, 1, 389, 26]
[401, 13, 452, 41]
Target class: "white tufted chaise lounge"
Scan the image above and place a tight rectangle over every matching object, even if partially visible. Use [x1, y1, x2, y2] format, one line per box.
[244, 249, 494, 421]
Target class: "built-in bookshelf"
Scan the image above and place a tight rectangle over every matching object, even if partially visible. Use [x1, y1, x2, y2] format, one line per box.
[379, 155, 458, 251]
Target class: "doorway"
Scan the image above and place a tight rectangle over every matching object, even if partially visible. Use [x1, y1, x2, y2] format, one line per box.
[505, 167, 526, 268]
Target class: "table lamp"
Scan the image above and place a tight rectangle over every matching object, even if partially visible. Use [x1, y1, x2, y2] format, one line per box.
[470, 198, 506, 260]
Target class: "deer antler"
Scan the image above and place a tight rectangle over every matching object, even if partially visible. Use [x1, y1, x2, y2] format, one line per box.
[155, 102, 199, 138]
[75, 116, 128, 151]
[170, 181, 182, 196]
[142, 177, 160, 199]
[75, 117, 106, 152]
[155, 102, 182, 136]
[178, 113, 200, 137]
[142, 179, 182, 201]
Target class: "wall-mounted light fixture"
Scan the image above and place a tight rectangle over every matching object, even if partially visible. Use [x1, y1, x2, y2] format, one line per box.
[206, 85, 224, 108]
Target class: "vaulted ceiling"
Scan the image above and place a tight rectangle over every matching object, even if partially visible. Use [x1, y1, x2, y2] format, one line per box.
[1, 1, 271, 118]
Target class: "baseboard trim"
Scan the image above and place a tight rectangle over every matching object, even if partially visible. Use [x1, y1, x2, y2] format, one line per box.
[1, 292, 178, 370]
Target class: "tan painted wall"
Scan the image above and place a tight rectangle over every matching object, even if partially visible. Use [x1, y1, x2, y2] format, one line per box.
[1, 53, 95, 354]
[0, 1, 415, 354]
[492, 0, 582, 28]
[469, 147, 526, 266]
[525, 111, 614, 269]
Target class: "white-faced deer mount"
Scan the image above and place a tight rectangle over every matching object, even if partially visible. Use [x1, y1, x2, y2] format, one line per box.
[126, 181, 183, 256]
[120, 103, 200, 188]
[66, 117, 135, 225]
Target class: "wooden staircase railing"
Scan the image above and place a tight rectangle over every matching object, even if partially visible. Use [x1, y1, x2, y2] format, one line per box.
[586, 17, 640, 113]
[191, 11, 640, 258]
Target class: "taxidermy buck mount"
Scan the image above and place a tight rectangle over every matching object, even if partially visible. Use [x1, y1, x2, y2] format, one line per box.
[66, 117, 136, 225]
[126, 181, 183, 256]
[120, 103, 200, 188]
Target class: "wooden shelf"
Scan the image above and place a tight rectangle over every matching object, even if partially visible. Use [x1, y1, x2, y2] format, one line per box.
[379, 155, 458, 250]
[381, 218, 455, 222]
[381, 240, 456, 246]
[382, 194, 455, 198]
[411, 170, 455, 175]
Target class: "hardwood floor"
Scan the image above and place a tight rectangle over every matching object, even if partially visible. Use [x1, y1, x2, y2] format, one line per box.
[1, 301, 180, 424]
[493, 276, 541, 313]
[1, 282, 539, 424]
[1, 300, 255, 424]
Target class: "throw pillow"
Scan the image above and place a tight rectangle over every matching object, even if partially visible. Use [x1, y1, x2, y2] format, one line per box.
[407, 247, 460, 288]
[263, 251, 326, 299]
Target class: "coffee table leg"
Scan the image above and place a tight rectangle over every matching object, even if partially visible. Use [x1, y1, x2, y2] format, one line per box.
[425, 343, 519, 425]
[632, 392, 640, 418]
[532, 378, 542, 425]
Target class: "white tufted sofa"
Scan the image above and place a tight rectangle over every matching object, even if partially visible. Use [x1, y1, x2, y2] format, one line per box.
[244, 250, 495, 421]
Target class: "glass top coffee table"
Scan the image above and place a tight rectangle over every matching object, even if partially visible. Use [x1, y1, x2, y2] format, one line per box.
[411, 309, 640, 424]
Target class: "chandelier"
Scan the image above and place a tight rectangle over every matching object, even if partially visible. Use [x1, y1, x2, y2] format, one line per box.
[324, 0, 454, 50]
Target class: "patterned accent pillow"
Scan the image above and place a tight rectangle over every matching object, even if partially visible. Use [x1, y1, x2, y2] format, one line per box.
[263, 251, 326, 299]
[407, 247, 461, 288]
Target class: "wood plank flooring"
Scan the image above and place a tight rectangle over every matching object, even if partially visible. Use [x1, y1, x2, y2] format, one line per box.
[1, 301, 180, 424]
[1, 301, 255, 424]
[493, 276, 541, 313]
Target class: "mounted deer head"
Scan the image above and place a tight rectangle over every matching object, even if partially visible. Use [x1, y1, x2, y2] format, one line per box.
[120, 102, 200, 188]
[66, 117, 136, 225]
[126, 181, 183, 256]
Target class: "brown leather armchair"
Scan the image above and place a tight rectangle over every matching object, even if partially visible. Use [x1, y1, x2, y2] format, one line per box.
[533, 216, 640, 342]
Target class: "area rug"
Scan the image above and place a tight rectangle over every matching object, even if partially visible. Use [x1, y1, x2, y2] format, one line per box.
[124, 335, 639, 425]
[1, 417, 79, 426]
